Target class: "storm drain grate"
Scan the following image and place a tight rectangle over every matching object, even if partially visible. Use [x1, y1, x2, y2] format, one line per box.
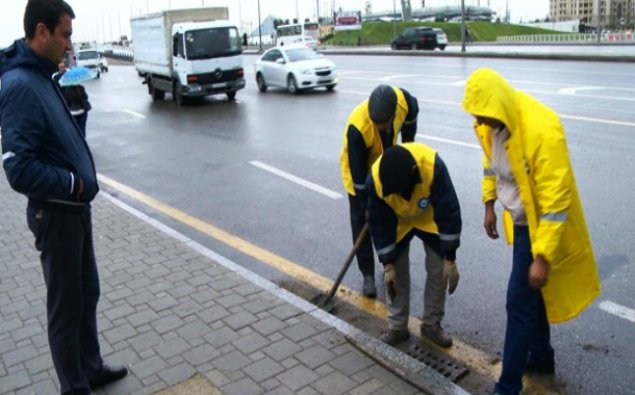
[406, 341, 469, 382]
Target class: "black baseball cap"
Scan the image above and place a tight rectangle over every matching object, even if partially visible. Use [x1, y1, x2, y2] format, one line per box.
[368, 84, 397, 124]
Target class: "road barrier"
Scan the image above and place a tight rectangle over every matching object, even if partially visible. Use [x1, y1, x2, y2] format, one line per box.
[103, 48, 134, 62]
[498, 32, 635, 43]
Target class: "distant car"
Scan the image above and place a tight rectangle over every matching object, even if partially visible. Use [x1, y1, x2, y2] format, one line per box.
[254, 45, 337, 94]
[390, 27, 447, 50]
[75, 49, 101, 78]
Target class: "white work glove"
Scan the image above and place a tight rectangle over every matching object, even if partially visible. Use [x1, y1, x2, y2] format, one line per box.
[384, 263, 396, 300]
[443, 260, 459, 295]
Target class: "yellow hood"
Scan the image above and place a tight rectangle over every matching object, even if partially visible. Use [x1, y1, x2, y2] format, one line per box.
[462, 68, 518, 132]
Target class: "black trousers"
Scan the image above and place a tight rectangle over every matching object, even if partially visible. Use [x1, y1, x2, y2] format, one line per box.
[27, 205, 103, 395]
[347, 194, 375, 277]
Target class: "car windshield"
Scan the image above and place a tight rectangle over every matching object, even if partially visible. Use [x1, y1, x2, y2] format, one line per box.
[185, 27, 242, 60]
[286, 48, 320, 62]
[77, 51, 98, 60]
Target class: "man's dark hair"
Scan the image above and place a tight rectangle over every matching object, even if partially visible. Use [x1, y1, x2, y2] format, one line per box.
[24, 0, 75, 39]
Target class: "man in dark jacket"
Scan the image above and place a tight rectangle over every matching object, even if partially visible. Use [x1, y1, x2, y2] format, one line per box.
[366, 143, 461, 347]
[0, 1, 127, 393]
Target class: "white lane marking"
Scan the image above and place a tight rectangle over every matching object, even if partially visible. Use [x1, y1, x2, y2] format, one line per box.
[452, 80, 467, 86]
[416, 134, 480, 149]
[558, 86, 603, 95]
[249, 161, 343, 200]
[599, 301, 635, 324]
[121, 108, 146, 119]
[560, 114, 635, 127]
[381, 73, 421, 81]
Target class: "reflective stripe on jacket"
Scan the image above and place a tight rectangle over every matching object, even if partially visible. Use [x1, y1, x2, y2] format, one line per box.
[463, 68, 601, 323]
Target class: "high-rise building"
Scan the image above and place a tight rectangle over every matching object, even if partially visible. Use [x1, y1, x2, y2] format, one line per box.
[550, 0, 634, 27]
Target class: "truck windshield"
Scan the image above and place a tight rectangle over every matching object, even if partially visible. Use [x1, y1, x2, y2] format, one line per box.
[185, 27, 241, 60]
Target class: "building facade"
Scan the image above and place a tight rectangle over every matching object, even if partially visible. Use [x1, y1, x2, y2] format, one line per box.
[550, 0, 634, 28]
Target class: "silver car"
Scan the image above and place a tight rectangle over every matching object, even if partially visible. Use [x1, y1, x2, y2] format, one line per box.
[254, 45, 337, 94]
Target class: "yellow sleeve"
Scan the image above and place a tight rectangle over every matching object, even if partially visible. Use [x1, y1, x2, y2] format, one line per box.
[530, 125, 573, 264]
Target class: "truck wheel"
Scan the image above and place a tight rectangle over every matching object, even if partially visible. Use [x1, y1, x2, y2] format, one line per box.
[151, 84, 165, 101]
[256, 73, 267, 92]
[173, 81, 184, 106]
[287, 75, 298, 94]
[227, 91, 236, 101]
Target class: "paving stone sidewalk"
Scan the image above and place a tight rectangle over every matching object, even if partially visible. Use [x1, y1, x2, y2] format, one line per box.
[0, 176, 429, 395]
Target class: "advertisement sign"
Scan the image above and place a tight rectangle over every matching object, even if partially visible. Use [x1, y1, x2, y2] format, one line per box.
[334, 11, 362, 31]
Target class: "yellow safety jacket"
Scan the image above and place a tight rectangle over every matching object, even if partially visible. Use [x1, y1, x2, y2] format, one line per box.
[368, 143, 461, 262]
[340, 87, 410, 196]
[463, 68, 601, 324]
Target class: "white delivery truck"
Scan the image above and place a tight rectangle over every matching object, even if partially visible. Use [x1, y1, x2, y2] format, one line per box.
[131, 8, 245, 105]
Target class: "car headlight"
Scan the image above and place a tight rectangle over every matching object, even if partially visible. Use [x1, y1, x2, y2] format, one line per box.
[301, 69, 313, 75]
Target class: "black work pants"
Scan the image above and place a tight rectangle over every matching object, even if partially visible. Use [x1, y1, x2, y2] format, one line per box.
[347, 194, 375, 277]
[27, 204, 103, 395]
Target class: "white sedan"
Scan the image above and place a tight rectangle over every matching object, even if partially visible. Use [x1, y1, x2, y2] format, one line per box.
[254, 45, 337, 94]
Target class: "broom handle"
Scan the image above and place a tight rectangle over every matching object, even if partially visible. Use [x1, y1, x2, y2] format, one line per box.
[325, 223, 369, 301]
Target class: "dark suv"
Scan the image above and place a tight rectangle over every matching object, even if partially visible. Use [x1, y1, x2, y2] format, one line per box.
[390, 27, 448, 50]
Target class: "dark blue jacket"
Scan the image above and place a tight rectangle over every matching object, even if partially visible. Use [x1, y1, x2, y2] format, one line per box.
[0, 39, 98, 207]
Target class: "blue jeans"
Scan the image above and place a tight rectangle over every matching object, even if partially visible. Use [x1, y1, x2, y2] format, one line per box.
[494, 226, 554, 395]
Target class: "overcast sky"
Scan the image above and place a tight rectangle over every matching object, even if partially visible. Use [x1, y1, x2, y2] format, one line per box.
[1, 0, 549, 47]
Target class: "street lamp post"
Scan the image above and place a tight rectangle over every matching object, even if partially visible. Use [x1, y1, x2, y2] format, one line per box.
[258, 0, 263, 52]
[461, 0, 466, 52]
[393, 0, 397, 37]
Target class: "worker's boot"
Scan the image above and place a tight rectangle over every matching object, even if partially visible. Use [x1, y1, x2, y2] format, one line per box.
[379, 329, 410, 346]
[362, 275, 377, 298]
[420, 323, 453, 348]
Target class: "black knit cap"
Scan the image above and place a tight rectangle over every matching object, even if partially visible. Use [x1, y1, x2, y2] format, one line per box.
[379, 145, 416, 197]
[368, 84, 397, 124]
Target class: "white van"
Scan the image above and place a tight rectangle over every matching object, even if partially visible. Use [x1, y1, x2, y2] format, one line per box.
[75, 49, 102, 78]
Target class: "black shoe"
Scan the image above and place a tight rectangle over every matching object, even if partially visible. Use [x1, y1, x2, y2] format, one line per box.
[525, 359, 555, 375]
[362, 275, 377, 298]
[379, 329, 410, 346]
[89, 365, 128, 389]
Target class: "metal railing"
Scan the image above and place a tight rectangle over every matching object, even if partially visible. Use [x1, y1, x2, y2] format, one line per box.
[498, 32, 635, 43]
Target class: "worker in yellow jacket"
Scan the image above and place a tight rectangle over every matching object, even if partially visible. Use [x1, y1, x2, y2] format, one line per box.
[340, 84, 419, 298]
[366, 143, 461, 347]
[462, 68, 601, 395]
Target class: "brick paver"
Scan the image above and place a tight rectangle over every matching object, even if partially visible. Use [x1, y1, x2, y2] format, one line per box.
[0, 176, 433, 394]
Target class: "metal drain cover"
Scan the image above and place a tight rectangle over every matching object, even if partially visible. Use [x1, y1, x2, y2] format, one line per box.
[405, 341, 469, 382]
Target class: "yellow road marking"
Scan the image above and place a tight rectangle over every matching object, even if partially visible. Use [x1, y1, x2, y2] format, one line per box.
[98, 173, 555, 393]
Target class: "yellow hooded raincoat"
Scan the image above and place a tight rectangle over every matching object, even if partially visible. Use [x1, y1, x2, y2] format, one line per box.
[462, 68, 601, 324]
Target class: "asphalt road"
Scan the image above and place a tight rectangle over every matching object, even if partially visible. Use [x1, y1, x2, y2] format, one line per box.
[84, 55, 635, 395]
